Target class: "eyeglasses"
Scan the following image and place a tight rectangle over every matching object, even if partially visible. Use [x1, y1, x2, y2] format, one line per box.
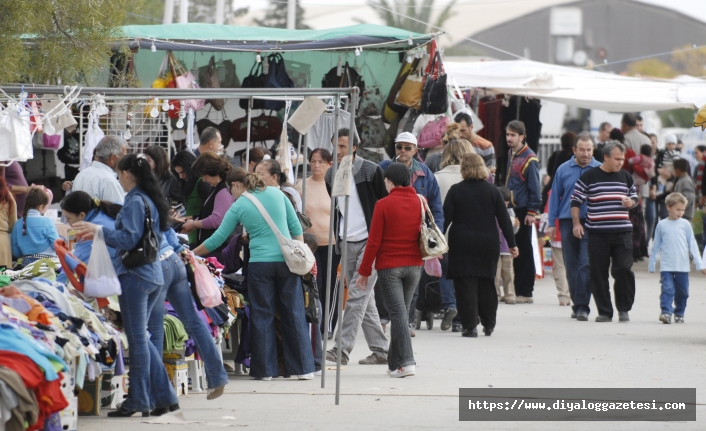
[395, 144, 414, 152]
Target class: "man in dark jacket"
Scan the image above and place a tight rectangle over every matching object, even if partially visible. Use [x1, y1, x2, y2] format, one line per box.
[325, 128, 389, 366]
[505, 120, 541, 304]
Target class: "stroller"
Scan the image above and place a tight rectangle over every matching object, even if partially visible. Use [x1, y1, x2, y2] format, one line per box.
[414, 270, 443, 330]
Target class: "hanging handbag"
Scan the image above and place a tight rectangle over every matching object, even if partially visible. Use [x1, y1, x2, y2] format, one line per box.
[358, 64, 384, 117]
[241, 192, 315, 275]
[417, 194, 448, 260]
[417, 116, 449, 149]
[230, 113, 282, 143]
[0, 101, 32, 163]
[322, 62, 365, 107]
[264, 53, 295, 111]
[302, 273, 319, 324]
[121, 197, 159, 269]
[239, 62, 267, 110]
[283, 190, 312, 231]
[203, 56, 225, 111]
[395, 57, 426, 109]
[168, 52, 206, 112]
[420, 51, 449, 115]
[384, 59, 419, 123]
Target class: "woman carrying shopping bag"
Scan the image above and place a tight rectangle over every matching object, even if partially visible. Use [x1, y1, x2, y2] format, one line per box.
[74, 154, 177, 417]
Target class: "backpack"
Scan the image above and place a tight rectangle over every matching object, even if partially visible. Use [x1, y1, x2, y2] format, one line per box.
[264, 54, 295, 111]
[417, 116, 449, 149]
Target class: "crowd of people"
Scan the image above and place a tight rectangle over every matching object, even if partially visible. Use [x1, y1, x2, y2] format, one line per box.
[1, 109, 705, 416]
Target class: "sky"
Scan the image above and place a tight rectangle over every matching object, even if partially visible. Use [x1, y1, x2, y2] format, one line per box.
[244, 0, 706, 24]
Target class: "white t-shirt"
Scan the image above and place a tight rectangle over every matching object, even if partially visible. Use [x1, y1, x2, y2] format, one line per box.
[337, 176, 368, 242]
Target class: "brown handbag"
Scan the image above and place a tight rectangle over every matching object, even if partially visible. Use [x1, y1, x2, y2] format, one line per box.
[383, 59, 420, 123]
[204, 56, 225, 111]
[395, 63, 424, 110]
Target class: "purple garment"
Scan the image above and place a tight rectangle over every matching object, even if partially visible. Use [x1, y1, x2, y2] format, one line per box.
[114, 336, 125, 376]
[222, 234, 243, 274]
[497, 221, 510, 254]
[198, 188, 234, 230]
[3, 161, 28, 217]
[43, 412, 62, 431]
[164, 302, 199, 358]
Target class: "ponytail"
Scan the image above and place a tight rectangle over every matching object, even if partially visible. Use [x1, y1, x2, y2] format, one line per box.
[243, 173, 267, 193]
[22, 188, 50, 235]
[117, 153, 170, 231]
[61, 191, 123, 220]
[258, 159, 293, 188]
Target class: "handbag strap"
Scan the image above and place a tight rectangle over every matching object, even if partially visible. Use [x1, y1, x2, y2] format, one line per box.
[417, 194, 436, 226]
[241, 192, 285, 240]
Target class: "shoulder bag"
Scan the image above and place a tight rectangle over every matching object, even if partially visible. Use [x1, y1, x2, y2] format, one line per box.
[241, 192, 315, 275]
[420, 51, 449, 115]
[121, 197, 159, 269]
[417, 194, 448, 260]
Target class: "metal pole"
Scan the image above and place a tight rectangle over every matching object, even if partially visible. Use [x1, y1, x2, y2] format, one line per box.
[179, 0, 188, 23]
[163, 0, 175, 24]
[294, 134, 302, 182]
[214, 0, 225, 25]
[335, 88, 357, 405]
[301, 136, 307, 211]
[245, 98, 252, 170]
[287, 0, 296, 30]
[321, 93, 341, 389]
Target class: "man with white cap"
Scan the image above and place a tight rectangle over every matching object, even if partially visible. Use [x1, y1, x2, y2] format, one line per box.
[380, 132, 444, 328]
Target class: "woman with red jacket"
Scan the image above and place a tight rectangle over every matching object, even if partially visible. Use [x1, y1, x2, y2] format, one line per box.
[357, 163, 423, 378]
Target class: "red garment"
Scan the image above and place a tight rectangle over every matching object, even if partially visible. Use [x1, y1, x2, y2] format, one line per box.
[0, 350, 68, 431]
[359, 186, 423, 277]
[310, 261, 318, 279]
[543, 191, 562, 243]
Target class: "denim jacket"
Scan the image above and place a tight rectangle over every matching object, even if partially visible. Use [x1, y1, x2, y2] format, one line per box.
[102, 187, 165, 285]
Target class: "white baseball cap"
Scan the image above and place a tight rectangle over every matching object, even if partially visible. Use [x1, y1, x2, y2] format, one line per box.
[664, 134, 677, 145]
[395, 132, 418, 146]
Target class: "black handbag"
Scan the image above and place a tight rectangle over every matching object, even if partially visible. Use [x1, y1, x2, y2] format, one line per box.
[322, 62, 365, 106]
[239, 62, 267, 110]
[420, 52, 449, 115]
[301, 273, 319, 324]
[264, 54, 294, 111]
[120, 197, 159, 269]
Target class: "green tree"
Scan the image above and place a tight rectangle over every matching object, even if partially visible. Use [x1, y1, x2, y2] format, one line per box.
[0, 0, 138, 84]
[253, 0, 310, 29]
[625, 58, 678, 79]
[365, 0, 457, 34]
[123, 0, 249, 25]
[671, 44, 706, 77]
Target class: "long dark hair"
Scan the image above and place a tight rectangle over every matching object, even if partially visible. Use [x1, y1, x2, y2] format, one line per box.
[0, 177, 13, 212]
[144, 145, 170, 179]
[22, 188, 50, 235]
[61, 191, 122, 220]
[170, 150, 198, 199]
[118, 154, 170, 231]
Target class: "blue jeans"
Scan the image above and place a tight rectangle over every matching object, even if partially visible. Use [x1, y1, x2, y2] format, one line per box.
[378, 266, 421, 371]
[148, 253, 229, 389]
[118, 273, 178, 412]
[559, 220, 591, 315]
[438, 253, 456, 309]
[644, 198, 656, 240]
[248, 262, 314, 378]
[660, 272, 689, 316]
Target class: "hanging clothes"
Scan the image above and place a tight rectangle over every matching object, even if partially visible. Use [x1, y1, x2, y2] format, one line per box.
[80, 112, 105, 171]
[306, 111, 359, 152]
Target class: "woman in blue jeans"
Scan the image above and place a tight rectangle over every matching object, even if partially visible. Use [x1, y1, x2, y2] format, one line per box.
[147, 228, 229, 410]
[75, 153, 177, 417]
[192, 168, 313, 380]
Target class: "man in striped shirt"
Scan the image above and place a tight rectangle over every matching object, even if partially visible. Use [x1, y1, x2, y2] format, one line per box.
[570, 141, 638, 323]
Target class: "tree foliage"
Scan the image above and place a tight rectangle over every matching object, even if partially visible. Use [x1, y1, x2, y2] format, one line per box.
[0, 0, 139, 85]
[253, 0, 310, 29]
[671, 45, 706, 77]
[625, 58, 678, 79]
[365, 0, 457, 34]
[125, 0, 249, 25]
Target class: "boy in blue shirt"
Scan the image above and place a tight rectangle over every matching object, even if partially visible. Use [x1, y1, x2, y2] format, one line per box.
[648, 192, 706, 324]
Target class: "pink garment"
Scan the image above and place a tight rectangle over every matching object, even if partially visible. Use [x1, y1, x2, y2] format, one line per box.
[198, 188, 234, 229]
[628, 154, 655, 187]
[204, 257, 224, 270]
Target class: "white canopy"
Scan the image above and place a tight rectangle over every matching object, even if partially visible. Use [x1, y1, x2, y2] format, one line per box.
[445, 60, 706, 112]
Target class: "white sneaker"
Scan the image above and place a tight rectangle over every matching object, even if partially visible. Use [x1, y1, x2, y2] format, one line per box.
[314, 370, 322, 376]
[253, 377, 272, 381]
[389, 365, 415, 378]
[297, 373, 314, 380]
[386, 369, 392, 375]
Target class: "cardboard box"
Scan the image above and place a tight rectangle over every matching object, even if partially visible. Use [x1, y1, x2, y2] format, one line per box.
[100, 371, 127, 409]
[164, 360, 189, 396]
[77, 375, 103, 416]
[60, 396, 78, 431]
[60, 357, 77, 401]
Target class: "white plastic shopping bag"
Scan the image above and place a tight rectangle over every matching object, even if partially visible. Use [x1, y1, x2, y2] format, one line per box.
[84, 228, 122, 297]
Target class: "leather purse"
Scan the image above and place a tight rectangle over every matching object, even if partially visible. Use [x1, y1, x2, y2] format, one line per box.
[121, 197, 159, 269]
[417, 194, 448, 260]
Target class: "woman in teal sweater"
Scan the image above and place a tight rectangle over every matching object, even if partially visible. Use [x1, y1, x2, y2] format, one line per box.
[193, 168, 314, 380]
[11, 188, 59, 266]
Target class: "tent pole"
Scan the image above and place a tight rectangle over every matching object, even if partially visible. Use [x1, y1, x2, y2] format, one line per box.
[321, 93, 341, 389]
[163, 0, 175, 24]
[301, 136, 308, 211]
[179, 0, 188, 23]
[214, 0, 225, 25]
[245, 98, 252, 170]
[294, 134, 302, 185]
[335, 88, 357, 405]
[287, 0, 296, 30]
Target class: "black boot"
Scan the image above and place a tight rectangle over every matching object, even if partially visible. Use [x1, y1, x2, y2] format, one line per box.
[150, 403, 180, 416]
[462, 328, 478, 337]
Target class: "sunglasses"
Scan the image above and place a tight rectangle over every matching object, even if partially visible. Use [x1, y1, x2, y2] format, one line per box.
[395, 144, 414, 151]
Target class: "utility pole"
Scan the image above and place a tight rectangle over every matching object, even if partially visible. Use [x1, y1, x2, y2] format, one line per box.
[180, 0, 189, 23]
[215, 0, 225, 24]
[287, 0, 296, 30]
[163, 0, 174, 24]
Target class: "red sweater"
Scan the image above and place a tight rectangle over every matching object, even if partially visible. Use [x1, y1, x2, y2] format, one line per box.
[359, 186, 423, 276]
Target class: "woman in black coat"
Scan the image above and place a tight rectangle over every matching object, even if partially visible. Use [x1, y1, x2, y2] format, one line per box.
[443, 153, 518, 338]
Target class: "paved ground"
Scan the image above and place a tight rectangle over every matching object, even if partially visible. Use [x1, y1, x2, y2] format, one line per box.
[79, 261, 706, 430]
